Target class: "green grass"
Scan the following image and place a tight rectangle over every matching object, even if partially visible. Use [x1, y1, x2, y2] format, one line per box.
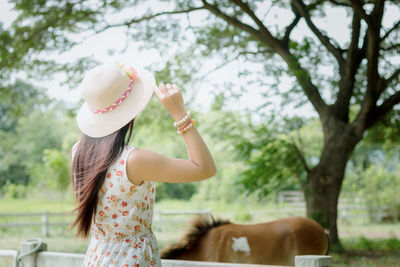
[332, 254, 400, 267]
[1, 197, 399, 267]
[331, 237, 400, 267]
[0, 197, 75, 213]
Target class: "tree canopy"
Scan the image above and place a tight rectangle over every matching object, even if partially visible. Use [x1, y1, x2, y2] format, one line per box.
[1, 0, 399, 250]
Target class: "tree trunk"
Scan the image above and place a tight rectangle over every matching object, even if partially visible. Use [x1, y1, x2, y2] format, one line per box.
[306, 164, 344, 251]
[305, 116, 362, 251]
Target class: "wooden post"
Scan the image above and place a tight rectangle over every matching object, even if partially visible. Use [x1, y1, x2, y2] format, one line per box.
[295, 255, 332, 267]
[16, 240, 47, 267]
[42, 210, 49, 237]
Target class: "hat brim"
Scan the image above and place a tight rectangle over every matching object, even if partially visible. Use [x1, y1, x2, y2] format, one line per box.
[76, 68, 155, 138]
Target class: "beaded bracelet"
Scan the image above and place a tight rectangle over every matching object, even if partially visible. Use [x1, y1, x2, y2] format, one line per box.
[177, 119, 197, 135]
[173, 111, 191, 128]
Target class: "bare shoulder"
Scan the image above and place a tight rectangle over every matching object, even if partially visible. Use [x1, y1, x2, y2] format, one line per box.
[126, 148, 166, 184]
[127, 148, 164, 165]
[126, 148, 146, 185]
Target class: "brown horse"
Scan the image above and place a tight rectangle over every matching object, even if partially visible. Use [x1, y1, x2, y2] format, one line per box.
[161, 215, 329, 266]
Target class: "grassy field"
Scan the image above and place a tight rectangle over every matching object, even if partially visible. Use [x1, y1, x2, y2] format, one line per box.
[0, 198, 399, 267]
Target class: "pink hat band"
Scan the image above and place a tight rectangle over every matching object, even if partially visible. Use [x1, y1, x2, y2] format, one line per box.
[89, 78, 134, 114]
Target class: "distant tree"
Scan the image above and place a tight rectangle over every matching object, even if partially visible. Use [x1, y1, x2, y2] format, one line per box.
[0, 79, 48, 131]
[1, 0, 399, 250]
[0, 80, 76, 188]
[38, 148, 71, 191]
[344, 141, 400, 223]
[0, 80, 49, 185]
[236, 121, 309, 199]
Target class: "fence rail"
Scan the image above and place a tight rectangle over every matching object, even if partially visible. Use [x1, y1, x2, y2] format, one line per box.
[0, 240, 332, 267]
[0, 209, 211, 236]
[0, 203, 397, 237]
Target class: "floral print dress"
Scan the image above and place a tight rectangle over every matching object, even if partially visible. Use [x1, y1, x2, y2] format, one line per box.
[82, 145, 161, 267]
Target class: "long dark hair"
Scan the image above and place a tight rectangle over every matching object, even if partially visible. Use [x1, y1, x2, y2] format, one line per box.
[71, 119, 134, 238]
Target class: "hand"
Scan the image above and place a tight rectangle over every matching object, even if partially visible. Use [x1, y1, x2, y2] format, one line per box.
[154, 83, 187, 121]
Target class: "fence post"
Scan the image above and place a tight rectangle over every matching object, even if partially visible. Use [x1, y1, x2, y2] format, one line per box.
[16, 240, 47, 267]
[42, 210, 49, 237]
[295, 255, 332, 267]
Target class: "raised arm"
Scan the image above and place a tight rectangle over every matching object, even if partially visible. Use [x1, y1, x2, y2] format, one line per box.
[126, 83, 216, 185]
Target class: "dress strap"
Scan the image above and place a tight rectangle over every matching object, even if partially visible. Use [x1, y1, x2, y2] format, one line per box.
[122, 145, 136, 162]
[121, 145, 140, 185]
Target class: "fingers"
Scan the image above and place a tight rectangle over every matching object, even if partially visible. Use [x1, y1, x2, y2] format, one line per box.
[158, 83, 168, 97]
[171, 83, 179, 93]
[153, 84, 163, 99]
[166, 83, 175, 95]
[155, 82, 179, 100]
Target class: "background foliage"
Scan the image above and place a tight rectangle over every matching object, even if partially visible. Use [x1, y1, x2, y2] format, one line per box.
[0, 0, 399, 255]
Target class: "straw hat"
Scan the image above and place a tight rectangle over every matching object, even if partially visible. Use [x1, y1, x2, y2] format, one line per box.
[76, 62, 155, 138]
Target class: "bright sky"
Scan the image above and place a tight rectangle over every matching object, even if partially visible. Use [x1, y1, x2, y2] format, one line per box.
[1, 1, 399, 119]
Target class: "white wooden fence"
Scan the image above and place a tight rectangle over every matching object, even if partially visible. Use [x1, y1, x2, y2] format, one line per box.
[276, 191, 398, 223]
[0, 209, 211, 237]
[0, 240, 332, 267]
[0, 203, 396, 238]
[0, 211, 71, 237]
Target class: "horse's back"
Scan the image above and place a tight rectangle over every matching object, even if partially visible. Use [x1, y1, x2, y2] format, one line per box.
[200, 216, 328, 265]
[201, 219, 296, 265]
[283, 216, 328, 255]
[161, 216, 328, 266]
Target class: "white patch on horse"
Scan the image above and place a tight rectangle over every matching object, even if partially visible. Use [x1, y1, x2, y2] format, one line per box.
[232, 237, 251, 255]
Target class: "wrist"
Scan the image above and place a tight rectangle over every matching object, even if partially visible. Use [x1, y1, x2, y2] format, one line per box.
[177, 119, 196, 135]
[172, 110, 188, 122]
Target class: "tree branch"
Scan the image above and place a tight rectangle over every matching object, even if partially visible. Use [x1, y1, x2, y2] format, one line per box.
[199, 48, 270, 80]
[355, 67, 399, 132]
[96, 6, 204, 33]
[292, 0, 344, 66]
[370, 0, 386, 31]
[238, 49, 270, 56]
[283, 14, 301, 45]
[229, 0, 270, 33]
[123, 6, 205, 26]
[381, 19, 400, 41]
[198, 57, 239, 80]
[291, 138, 308, 192]
[366, 90, 400, 129]
[385, 68, 400, 87]
[382, 42, 400, 51]
[292, 142, 310, 173]
[201, 0, 263, 41]
[334, 10, 363, 121]
[226, 0, 288, 55]
[354, 1, 386, 131]
[349, 0, 373, 26]
[359, 23, 368, 56]
[202, 0, 329, 118]
[328, 0, 352, 6]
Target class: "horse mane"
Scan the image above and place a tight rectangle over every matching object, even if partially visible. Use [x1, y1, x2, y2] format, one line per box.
[160, 214, 231, 259]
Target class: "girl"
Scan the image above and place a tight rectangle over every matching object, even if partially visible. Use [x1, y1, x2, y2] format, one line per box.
[71, 62, 216, 267]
